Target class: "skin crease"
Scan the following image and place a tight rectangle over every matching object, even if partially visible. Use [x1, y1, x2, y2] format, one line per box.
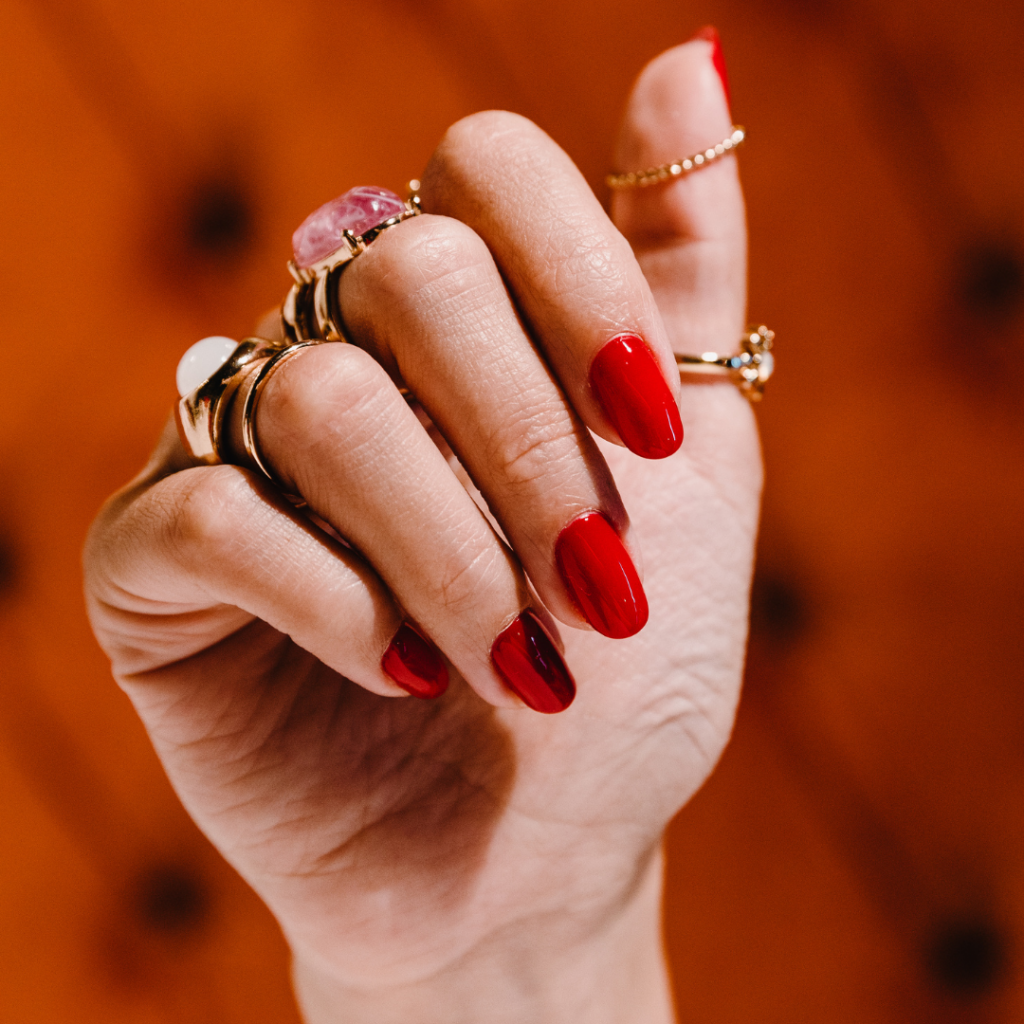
[83, 39, 759, 1024]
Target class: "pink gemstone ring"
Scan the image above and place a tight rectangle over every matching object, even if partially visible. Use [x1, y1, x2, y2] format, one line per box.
[282, 184, 422, 344]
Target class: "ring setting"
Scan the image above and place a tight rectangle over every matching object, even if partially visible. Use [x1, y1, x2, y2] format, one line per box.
[282, 184, 422, 344]
[676, 325, 775, 401]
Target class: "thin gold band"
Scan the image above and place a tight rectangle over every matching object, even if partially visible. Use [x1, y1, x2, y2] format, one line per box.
[240, 342, 321, 503]
[607, 126, 745, 190]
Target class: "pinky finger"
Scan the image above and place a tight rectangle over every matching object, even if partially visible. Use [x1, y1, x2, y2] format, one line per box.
[85, 459, 448, 701]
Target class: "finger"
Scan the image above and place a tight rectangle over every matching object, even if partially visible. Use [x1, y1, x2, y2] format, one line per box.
[612, 32, 747, 353]
[86, 453, 449, 700]
[226, 342, 576, 713]
[419, 111, 683, 461]
[338, 212, 649, 639]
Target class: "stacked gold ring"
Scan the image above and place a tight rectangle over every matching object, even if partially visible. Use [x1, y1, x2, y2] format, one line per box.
[239, 342, 321, 503]
[176, 337, 290, 465]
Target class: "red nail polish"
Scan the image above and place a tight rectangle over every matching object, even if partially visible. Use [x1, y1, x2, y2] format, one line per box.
[691, 25, 731, 109]
[382, 624, 449, 699]
[491, 611, 576, 714]
[589, 334, 683, 459]
[556, 512, 649, 639]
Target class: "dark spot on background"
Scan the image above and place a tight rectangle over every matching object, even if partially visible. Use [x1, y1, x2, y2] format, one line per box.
[0, 532, 18, 597]
[184, 177, 254, 260]
[134, 863, 208, 935]
[749, 571, 807, 645]
[957, 240, 1024, 323]
[925, 918, 1006, 997]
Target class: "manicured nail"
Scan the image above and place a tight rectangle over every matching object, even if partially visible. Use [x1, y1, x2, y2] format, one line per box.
[556, 512, 649, 639]
[491, 611, 576, 714]
[589, 334, 683, 459]
[382, 624, 449, 699]
[690, 25, 731, 109]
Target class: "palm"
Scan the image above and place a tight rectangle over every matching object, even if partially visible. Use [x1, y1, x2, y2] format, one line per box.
[126, 388, 759, 980]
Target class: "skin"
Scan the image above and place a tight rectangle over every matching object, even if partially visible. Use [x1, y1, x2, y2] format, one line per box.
[83, 40, 760, 1024]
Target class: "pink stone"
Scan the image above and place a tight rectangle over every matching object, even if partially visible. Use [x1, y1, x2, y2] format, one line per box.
[292, 186, 405, 268]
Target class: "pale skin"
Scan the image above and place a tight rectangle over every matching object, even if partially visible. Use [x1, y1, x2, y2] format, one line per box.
[84, 40, 760, 1024]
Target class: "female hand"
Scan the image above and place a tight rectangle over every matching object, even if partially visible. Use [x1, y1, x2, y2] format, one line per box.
[84, 37, 759, 1024]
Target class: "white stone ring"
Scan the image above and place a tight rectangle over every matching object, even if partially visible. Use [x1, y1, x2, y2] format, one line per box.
[174, 335, 321, 503]
[676, 325, 775, 401]
[281, 184, 423, 344]
[175, 336, 291, 464]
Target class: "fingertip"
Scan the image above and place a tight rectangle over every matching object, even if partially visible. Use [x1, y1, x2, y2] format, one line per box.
[381, 622, 450, 699]
[614, 38, 733, 176]
[490, 610, 576, 714]
[588, 333, 683, 459]
[688, 25, 731, 109]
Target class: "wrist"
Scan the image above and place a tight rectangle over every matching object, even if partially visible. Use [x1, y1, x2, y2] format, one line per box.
[291, 848, 676, 1024]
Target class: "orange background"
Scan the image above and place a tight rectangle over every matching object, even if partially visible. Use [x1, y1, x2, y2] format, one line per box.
[2, 0, 1023, 1020]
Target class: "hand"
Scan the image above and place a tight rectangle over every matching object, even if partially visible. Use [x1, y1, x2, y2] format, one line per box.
[84, 38, 759, 1024]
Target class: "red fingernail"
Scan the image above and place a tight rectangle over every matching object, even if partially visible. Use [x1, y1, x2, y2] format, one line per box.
[690, 25, 731, 109]
[382, 624, 449, 699]
[491, 611, 576, 714]
[556, 512, 649, 639]
[589, 334, 683, 459]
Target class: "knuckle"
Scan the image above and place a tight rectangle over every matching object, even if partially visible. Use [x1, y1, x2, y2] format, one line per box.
[437, 110, 545, 170]
[490, 404, 581, 495]
[429, 111, 552, 191]
[162, 466, 257, 563]
[368, 215, 491, 302]
[262, 343, 391, 437]
[434, 540, 508, 616]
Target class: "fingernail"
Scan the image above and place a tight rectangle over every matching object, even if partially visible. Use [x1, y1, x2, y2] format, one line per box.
[589, 333, 683, 459]
[382, 624, 449, 699]
[690, 25, 731, 109]
[556, 512, 649, 639]
[491, 611, 576, 714]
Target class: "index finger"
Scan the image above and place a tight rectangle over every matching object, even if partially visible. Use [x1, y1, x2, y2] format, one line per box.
[419, 110, 684, 460]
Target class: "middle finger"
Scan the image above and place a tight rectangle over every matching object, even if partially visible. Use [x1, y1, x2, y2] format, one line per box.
[339, 211, 649, 640]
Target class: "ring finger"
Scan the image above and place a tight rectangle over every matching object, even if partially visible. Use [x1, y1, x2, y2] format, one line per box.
[228, 340, 576, 713]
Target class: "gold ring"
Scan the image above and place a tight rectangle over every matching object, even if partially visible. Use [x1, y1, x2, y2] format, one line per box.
[676, 325, 775, 401]
[239, 342, 321, 502]
[175, 336, 289, 464]
[606, 126, 745, 190]
[282, 185, 423, 344]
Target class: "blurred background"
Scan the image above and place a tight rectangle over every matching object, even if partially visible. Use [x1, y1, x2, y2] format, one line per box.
[2, 0, 1023, 1019]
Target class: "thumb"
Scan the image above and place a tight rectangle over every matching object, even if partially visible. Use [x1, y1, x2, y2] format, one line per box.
[612, 31, 748, 353]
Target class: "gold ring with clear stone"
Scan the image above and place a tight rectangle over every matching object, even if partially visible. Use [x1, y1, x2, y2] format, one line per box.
[676, 325, 775, 401]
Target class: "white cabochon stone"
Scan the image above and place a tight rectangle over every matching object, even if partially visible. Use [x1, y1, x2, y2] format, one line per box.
[176, 336, 239, 397]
